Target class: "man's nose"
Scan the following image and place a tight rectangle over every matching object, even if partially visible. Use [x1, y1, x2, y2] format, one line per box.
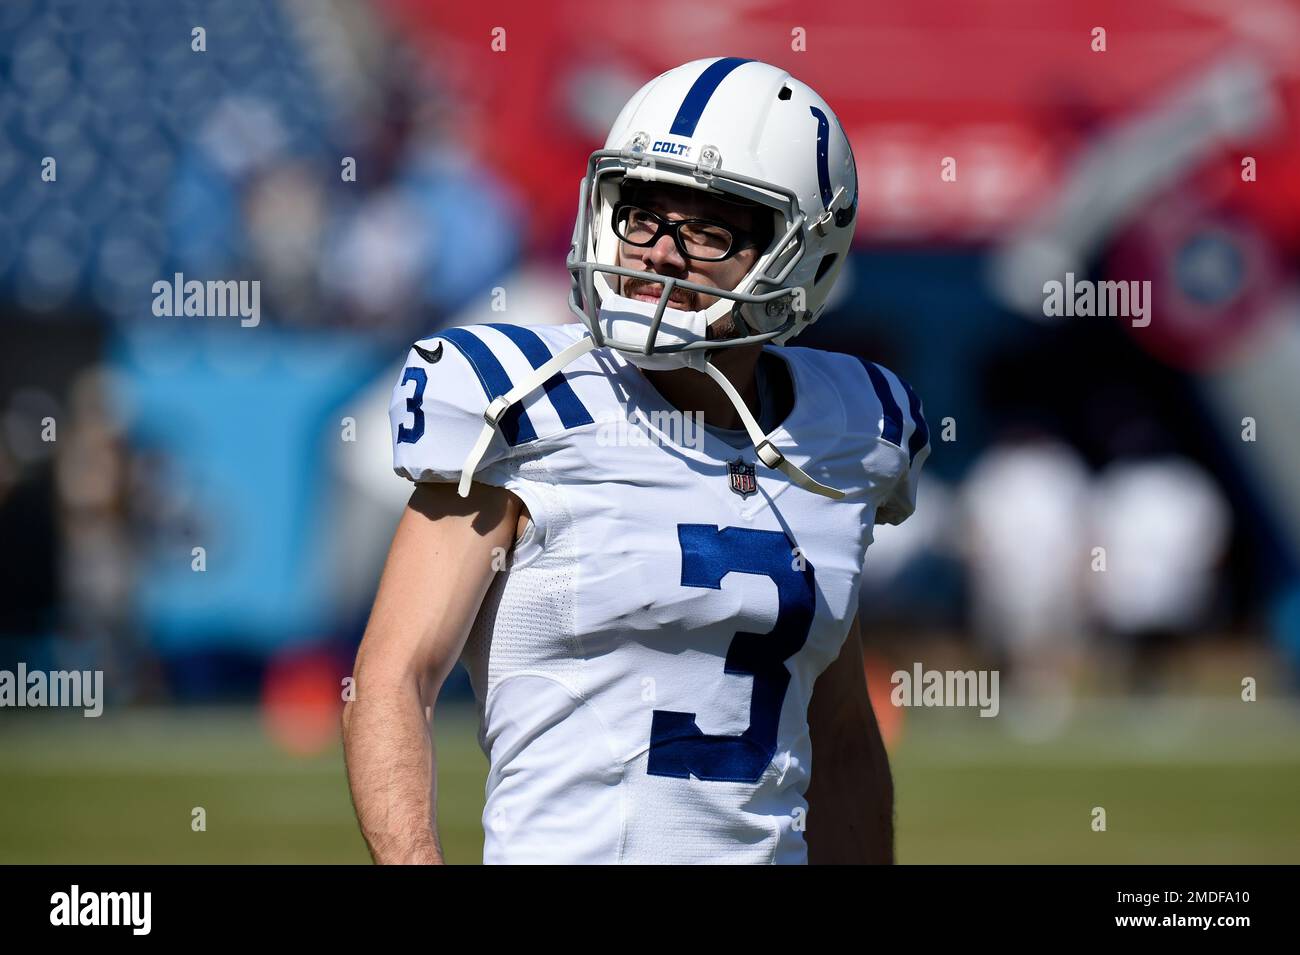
[646, 229, 686, 272]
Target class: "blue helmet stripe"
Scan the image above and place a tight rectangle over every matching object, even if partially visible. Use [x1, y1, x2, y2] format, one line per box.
[438, 327, 537, 446]
[669, 57, 752, 138]
[809, 106, 833, 210]
[487, 324, 594, 431]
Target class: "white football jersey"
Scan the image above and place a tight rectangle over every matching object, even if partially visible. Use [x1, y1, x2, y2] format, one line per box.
[388, 321, 929, 864]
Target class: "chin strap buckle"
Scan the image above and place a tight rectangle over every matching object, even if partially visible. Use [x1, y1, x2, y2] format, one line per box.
[754, 438, 784, 470]
[483, 396, 512, 428]
[699, 358, 845, 500]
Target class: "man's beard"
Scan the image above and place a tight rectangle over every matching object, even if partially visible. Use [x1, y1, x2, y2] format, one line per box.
[706, 311, 743, 340]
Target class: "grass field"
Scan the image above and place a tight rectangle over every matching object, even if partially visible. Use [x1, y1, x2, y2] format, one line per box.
[1, 699, 1298, 863]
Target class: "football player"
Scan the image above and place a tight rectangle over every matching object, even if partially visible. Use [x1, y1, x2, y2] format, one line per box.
[343, 57, 929, 864]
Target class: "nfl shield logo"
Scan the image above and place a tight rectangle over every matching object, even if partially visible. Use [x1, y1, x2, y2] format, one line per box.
[728, 457, 757, 497]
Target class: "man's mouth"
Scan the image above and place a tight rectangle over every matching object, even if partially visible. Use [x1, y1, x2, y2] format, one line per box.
[626, 281, 694, 309]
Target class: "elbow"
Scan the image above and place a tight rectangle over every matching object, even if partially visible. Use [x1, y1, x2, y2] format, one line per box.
[347, 653, 435, 723]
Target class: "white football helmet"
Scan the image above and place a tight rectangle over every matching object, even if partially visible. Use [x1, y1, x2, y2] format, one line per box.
[566, 56, 859, 355]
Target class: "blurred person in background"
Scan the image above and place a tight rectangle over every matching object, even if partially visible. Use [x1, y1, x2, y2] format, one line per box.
[959, 431, 1092, 739]
[1088, 456, 1231, 692]
[52, 368, 151, 699]
[317, 55, 522, 332]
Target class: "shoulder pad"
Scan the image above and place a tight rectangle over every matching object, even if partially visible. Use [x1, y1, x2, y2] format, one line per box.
[855, 357, 930, 524]
[389, 323, 595, 483]
[806, 350, 930, 522]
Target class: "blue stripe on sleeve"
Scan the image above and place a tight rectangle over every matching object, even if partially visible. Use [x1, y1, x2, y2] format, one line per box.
[438, 327, 537, 446]
[487, 324, 594, 431]
[858, 358, 904, 448]
[897, 376, 929, 465]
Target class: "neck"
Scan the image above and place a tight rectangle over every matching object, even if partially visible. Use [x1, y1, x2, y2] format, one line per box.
[642, 345, 764, 429]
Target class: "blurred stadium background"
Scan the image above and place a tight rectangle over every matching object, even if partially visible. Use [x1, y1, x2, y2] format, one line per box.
[2, 0, 1299, 863]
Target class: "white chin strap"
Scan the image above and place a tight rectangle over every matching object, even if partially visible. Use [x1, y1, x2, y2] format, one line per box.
[699, 360, 845, 500]
[457, 333, 845, 502]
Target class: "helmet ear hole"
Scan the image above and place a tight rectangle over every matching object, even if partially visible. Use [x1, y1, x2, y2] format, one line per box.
[814, 253, 839, 284]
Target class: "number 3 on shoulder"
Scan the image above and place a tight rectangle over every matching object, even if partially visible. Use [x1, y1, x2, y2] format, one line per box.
[397, 367, 427, 444]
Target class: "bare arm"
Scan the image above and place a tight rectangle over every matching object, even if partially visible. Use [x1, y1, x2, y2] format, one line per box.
[804, 613, 895, 864]
[342, 480, 522, 864]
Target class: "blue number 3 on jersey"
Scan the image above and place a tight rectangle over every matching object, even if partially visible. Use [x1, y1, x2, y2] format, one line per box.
[648, 524, 816, 783]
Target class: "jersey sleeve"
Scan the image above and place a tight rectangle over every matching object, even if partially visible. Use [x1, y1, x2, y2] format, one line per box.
[388, 334, 511, 484]
[856, 359, 931, 526]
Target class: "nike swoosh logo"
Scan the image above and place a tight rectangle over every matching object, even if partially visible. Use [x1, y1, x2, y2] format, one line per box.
[413, 341, 443, 364]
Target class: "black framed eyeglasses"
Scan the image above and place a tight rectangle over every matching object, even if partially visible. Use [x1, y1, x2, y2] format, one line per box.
[611, 202, 753, 262]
